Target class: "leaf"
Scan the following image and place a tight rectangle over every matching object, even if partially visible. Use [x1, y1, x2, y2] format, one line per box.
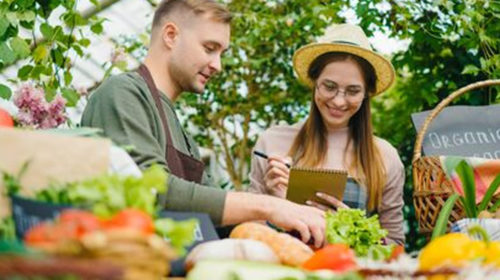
[0, 84, 12, 99]
[40, 23, 53, 39]
[62, 0, 75, 10]
[64, 71, 72, 86]
[90, 22, 103, 34]
[432, 193, 459, 240]
[490, 199, 500, 212]
[32, 45, 49, 62]
[10, 36, 30, 59]
[72, 44, 83, 56]
[31, 65, 45, 79]
[45, 86, 56, 101]
[0, 18, 9, 37]
[17, 65, 33, 80]
[455, 160, 477, 218]
[79, 38, 90, 47]
[154, 218, 197, 256]
[461, 64, 480, 75]
[6, 12, 18, 25]
[18, 11, 36, 22]
[479, 173, 500, 212]
[17, 0, 35, 9]
[51, 48, 64, 67]
[62, 11, 86, 26]
[0, 42, 16, 64]
[115, 60, 127, 71]
[61, 87, 79, 107]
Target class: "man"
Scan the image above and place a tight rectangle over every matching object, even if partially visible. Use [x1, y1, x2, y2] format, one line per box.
[82, 0, 325, 247]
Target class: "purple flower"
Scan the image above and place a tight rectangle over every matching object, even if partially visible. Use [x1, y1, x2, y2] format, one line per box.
[13, 83, 68, 129]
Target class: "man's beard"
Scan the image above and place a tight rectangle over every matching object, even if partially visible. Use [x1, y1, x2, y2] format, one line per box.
[169, 61, 204, 94]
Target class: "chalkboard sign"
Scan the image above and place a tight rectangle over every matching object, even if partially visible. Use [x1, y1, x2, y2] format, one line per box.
[10, 195, 73, 239]
[412, 104, 500, 159]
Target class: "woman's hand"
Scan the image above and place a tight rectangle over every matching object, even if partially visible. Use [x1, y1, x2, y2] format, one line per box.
[306, 192, 349, 212]
[264, 155, 291, 198]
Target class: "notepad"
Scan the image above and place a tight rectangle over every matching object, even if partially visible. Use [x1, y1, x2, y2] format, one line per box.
[286, 167, 348, 205]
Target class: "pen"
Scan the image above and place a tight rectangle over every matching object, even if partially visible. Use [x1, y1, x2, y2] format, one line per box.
[253, 150, 291, 168]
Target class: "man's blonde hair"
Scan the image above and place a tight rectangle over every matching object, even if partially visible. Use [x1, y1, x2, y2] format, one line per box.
[152, 0, 232, 30]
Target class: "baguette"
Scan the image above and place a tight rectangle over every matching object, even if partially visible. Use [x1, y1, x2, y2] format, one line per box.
[230, 222, 313, 266]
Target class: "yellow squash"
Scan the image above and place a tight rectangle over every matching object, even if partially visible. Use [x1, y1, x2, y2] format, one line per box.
[419, 233, 486, 270]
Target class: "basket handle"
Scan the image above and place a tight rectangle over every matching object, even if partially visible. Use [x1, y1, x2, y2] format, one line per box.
[412, 79, 500, 163]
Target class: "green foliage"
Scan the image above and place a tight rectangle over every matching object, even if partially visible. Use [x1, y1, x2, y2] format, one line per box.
[169, 0, 498, 252]
[362, 0, 499, 252]
[154, 218, 198, 256]
[0, 217, 16, 241]
[178, 0, 345, 189]
[456, 161, 478, 218]
[0, 84, 12, 99]
[325, 209, 390, 258]
[34, 165, 168, 218]
[0, 0, 104, 108]
[1, 161, 30, 196]
[432, 193, 459, 240]
[432, 160, 500, 239]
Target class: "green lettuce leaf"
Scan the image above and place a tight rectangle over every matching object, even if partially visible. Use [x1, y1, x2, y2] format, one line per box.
[155, 218, 198, 256]
[326, 209, 388, 257]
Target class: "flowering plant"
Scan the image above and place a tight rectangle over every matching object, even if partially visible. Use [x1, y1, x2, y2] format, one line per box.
[12, 84, 67, 129]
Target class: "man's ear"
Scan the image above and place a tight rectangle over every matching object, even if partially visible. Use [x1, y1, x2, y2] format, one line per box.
[161, 22, 179, 49]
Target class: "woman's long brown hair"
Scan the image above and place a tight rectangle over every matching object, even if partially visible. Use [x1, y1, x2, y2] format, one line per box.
[288, 52, 386, 211]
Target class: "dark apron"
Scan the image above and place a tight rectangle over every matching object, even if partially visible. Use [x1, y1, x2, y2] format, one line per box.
[137, 64, 205, 186]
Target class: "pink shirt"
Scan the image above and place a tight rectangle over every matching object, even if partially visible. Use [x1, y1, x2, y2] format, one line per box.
[249, 122, 405, 245]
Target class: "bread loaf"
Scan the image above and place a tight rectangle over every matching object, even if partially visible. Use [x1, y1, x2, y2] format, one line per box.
[185, 239, 279, 271]
[230, 222, 313, 267]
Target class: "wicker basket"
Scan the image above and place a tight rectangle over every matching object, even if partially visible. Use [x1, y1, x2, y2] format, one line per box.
[412, 79, 500, 234]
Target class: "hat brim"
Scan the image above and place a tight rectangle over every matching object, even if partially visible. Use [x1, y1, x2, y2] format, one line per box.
[292, 43, 395, 96]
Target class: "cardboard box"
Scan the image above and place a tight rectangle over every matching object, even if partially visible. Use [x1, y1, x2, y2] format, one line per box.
[0, 128, 110, 218]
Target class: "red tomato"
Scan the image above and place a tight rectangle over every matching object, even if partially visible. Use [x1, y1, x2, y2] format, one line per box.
[0, 108, 14, 127]
[302, 244, 357, 272]
[104, 209, 154, 234]
[24, 221, 78, 245]
[387, 245, 405, 261]
[24, 222, 53, 245]
[59, 209, 102, 237]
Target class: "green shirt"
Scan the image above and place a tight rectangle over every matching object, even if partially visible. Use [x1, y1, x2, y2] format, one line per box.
[81, 72, 226, 224]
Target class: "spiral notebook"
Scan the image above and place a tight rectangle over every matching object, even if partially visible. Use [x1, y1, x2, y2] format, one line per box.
[286, 167, 348, 205]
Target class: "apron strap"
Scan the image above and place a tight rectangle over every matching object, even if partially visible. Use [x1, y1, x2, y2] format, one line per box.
[137, 64, 174, 147]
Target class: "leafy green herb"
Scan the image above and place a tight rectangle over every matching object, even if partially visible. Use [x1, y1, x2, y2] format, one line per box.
[0, 216, 16, 241]
[35, 164, 167, 218]
[325, 209, 389, 258]
[1, 161, 30, 196]
[155, 218, 198, 256]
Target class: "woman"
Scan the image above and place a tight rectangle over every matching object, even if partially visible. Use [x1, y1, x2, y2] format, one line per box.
[249, 24, 405, 244]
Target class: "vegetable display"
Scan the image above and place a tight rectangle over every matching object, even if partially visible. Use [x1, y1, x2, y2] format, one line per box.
[34, 165, 167, 218]
[301, 244, 357, 272]
[325, 209, 394, 259]
[0, 108, 14, 127]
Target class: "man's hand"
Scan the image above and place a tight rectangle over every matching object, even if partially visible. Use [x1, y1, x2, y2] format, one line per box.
[266, 197, 326, 248]
[222, 192, 326, 248]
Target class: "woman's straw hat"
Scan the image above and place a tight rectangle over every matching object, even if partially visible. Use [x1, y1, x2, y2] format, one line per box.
[293, 23, 395, 96]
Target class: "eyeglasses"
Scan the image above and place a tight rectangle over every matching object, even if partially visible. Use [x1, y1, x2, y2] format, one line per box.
[315, 81, 366, 103]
